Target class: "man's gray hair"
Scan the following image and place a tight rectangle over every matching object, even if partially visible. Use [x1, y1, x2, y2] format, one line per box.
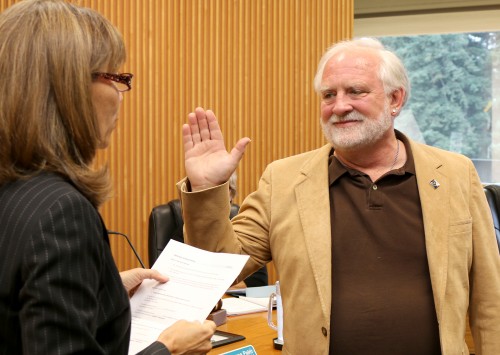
[229, 173, 237, 201]
[313, 37, 410, 107]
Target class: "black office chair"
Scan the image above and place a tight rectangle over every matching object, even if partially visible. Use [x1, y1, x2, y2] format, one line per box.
[483, 184, 500, 253]
[148, 199, 268, 286]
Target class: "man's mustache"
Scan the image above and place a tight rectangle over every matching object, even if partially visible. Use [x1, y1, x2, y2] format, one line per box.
[328, 111, 365, 123]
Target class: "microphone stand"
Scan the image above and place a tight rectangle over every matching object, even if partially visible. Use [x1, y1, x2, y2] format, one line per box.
[107, 230, 146, 269]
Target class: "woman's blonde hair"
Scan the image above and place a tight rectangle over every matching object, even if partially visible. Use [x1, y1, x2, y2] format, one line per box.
[0, 0, 126, 206]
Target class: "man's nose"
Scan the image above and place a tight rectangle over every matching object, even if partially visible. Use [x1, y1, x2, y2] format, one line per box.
[330, 93, 353, 116]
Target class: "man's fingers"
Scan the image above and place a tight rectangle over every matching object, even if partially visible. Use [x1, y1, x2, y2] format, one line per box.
[187, 111, 202, 144]
[230, 137, 251, 162]
[206, 109, 224, 141]
[195, 108, 211, 141]
[185, 107, 228, 147]
[182, 123, 194, 150]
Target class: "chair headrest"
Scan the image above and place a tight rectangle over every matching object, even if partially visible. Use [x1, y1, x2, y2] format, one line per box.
[484, 185, 500, 253]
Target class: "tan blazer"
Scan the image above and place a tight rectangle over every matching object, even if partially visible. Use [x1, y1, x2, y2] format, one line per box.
[179, 135, 500, 355]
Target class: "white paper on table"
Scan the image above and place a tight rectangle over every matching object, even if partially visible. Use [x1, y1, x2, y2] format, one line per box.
[128, 240, 249, 354]
[239, 296, 275, 308]
[221, 297, 268, 315]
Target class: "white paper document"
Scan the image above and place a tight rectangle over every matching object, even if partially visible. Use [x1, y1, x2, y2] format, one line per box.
[221, 297, 268, 315]
[128, 240, 249, 354]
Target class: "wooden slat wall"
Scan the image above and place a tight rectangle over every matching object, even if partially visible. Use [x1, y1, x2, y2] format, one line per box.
[1, 0, 353, 285]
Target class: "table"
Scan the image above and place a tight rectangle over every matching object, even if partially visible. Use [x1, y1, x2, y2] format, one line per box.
[210, 311, 282, 354]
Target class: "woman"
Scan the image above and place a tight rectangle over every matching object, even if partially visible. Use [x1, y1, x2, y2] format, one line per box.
[0, 1, 215, 354]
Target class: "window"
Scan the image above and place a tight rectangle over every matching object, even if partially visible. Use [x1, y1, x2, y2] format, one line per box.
[380, 32, 498, 183]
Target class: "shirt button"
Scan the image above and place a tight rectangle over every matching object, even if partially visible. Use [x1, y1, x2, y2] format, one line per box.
[372, 184, 378, 190]
[321, 327, 327, 336]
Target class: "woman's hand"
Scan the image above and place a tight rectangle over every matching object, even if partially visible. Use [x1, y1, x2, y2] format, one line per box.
[119, 268, 168, 298]
[157, 319, 217, 355]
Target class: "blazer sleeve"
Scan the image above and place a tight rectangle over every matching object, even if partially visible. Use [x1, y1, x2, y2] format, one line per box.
[137, 341, 170, 355]
[467, 161, 500, 353]
[178, 176, 272, 283]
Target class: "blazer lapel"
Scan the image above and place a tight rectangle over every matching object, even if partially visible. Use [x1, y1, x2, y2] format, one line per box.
[411, 140, 450, 319]
[295, 144, 333, 322]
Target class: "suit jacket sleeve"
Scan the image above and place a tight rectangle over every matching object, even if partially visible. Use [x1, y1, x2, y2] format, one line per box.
[137, 341, 170, 355]
[178, 178, 271, 283]
[467, 160, 500, 353]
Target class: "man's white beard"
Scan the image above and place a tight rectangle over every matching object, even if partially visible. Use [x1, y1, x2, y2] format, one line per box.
[320, 103, 393, 150]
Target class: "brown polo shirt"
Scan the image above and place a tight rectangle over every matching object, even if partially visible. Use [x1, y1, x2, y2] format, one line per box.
[328, 132, 441, 354]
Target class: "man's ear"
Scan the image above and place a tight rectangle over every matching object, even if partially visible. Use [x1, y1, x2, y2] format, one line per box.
[390, 88, 405, 113]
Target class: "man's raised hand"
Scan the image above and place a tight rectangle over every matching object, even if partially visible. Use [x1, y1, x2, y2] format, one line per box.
[182, 107, 250, 191]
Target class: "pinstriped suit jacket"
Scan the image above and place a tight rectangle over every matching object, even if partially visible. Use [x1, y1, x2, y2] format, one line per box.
[0, 172, 168, 355]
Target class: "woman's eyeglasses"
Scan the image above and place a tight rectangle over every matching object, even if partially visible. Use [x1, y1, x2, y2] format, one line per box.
[92, 72, 134, 92]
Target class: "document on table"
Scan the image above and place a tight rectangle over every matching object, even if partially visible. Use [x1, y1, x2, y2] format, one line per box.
[128, 240, 249, 354]
[222, 297, 268, 315]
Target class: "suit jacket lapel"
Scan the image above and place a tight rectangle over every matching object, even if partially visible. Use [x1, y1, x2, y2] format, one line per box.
[295, 144, 333, 322]
[411, 140, 450, 318]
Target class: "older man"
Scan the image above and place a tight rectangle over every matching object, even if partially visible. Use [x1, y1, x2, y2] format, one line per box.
[179, 38, 500, 354]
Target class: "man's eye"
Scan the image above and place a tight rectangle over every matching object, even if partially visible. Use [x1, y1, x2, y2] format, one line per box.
[323, 92, 335, 100]
[350, 89, 366, 95]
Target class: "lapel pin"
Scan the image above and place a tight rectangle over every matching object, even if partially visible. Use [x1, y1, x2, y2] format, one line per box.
[429, 179, 440, 189]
